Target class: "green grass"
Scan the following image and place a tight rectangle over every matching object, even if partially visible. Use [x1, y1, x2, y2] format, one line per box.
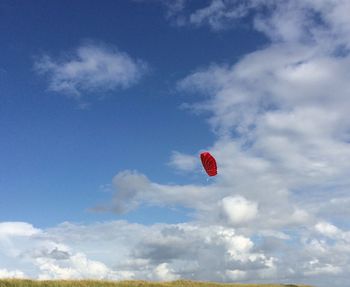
[0, 280, 313, 287]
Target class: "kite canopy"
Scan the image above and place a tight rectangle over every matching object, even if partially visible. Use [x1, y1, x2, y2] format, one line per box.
[200, 152, 217, 176]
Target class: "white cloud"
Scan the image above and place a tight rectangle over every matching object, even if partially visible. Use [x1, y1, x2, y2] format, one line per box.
[304, 260, 342, 276]
[189, 0, 260, 31]
[98, 169, 216, 214]
[189, 0, 228, 30]
[315, 222, 341, 239]
[225, 269, 247, 281]
[151, 263, 180, 281]
[168, 151, 199, 172]
[163, 0, 350, 51]
[36, 253, 113, 280]
[220, 196, 258, 225]
[0, 221, 275, 282]
[0, 222, 40, 238]
[163, 0, 186, 17]
[179, 47, 350, 188]
[35, 43, 147, 97]
[160, 0, 269, 31]
[0, 268, 26, 279]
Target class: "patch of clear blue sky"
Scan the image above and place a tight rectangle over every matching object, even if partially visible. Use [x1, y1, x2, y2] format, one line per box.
[0, 0, 267, 227]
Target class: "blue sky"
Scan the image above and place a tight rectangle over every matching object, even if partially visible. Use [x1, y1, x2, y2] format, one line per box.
[2, 1, 350, 286]
[1, 0, 266, 226]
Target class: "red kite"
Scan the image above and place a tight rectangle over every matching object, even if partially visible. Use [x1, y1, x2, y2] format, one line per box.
[200, 152, 217, 176]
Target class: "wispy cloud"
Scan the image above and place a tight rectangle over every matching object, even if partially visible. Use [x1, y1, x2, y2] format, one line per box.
[159, 0, 270, 31]
[35, 43, 147, 98]
[168, 151, 199, 172]
[188, 0, 256, 31]
[162, 0, 350, 48]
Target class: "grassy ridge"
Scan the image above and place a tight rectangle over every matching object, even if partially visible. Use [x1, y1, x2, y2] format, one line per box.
[0, 280, 313, 287]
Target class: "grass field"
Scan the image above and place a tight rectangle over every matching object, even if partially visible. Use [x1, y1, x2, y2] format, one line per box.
[0, 280, 313, 287]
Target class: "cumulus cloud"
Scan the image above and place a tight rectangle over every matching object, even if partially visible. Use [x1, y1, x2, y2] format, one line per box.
[220, 196, 258, 225]
[36, 253, 113, 280]
[3, 219, 350, 285]
[35, 43, 147, 98]
[0, 221, 275, 282]
[0, 222, 132, 280]
[0, 222, 40, 238]
[315, 222, 341, 239]
[151, 263, 179, 281]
